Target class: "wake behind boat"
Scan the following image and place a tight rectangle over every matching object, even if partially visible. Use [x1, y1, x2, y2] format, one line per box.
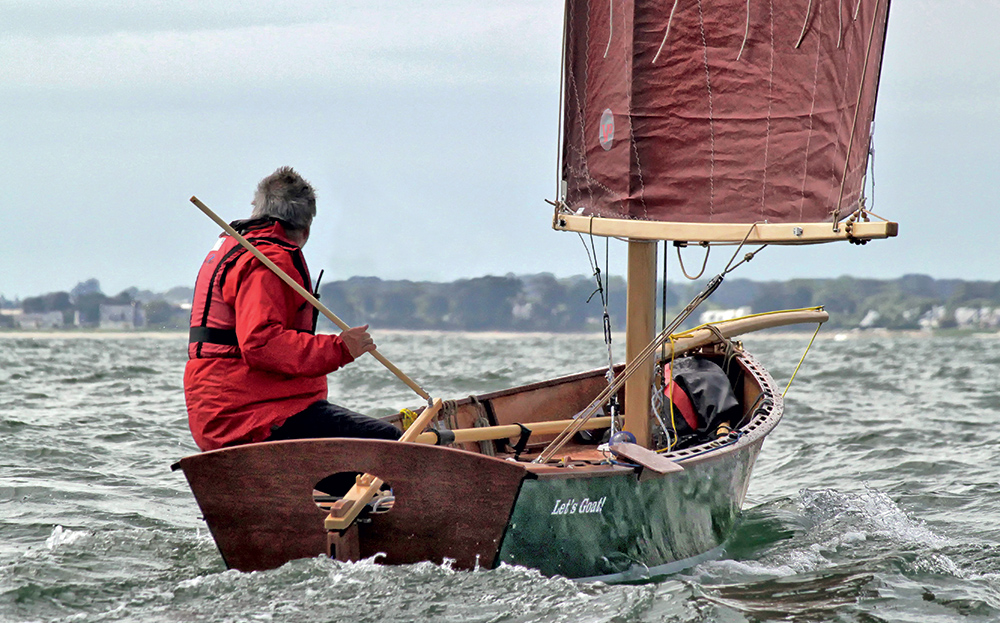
[175, 0, 894, 581]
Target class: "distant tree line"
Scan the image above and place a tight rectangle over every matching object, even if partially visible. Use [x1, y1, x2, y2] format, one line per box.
[0, 279, 192, 329]
[318, 273, 1000, 332]
[318, 274, 628, 332]
[702, 274, 1000, 330]
[319, 273, 1000, 332]
[5, 273, 1000, 332]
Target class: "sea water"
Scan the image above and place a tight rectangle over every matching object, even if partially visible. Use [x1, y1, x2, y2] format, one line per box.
[2, 331, 1000, 622]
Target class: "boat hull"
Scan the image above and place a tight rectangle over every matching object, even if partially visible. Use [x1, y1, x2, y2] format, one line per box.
[174, 438, 528, 572]
[498, 441, 761, 580]
[173, 348, 784, 580]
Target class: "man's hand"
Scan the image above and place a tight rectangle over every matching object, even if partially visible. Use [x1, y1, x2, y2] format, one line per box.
[340, 324, 376, 359]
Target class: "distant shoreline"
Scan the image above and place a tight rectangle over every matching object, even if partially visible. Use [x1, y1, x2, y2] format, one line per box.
[0, 330, 188, 339]
[1, 328, 997, 340]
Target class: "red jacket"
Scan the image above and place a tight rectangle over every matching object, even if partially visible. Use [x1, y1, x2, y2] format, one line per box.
[184, 219, 355, 451]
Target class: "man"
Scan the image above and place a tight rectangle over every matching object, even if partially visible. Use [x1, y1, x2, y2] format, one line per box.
[184, 166, 401, 452]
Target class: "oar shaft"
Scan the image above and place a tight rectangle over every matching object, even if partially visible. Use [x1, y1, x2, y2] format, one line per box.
[412, 416, 613, 445]
[190, 196, 431, 402]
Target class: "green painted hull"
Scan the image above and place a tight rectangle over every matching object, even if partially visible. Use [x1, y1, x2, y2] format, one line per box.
[498, 439, 762, 581]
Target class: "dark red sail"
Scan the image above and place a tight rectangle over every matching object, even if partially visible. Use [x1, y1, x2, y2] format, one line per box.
[562, 0, 891, 226]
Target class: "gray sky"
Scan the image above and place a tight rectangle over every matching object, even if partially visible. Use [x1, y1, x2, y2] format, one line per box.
[1, 0, 997, 299]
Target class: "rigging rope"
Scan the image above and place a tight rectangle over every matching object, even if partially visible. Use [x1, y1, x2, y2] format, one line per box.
[782, 320, 822, 397]
[665, 334, 680, 451]
[660, 240, 669, 361]
[653, 0, 682, 64]
[677, 243, 711, 280]
[834, 0, 884, 226]
[652, 241, 672, 448]
[795, 0, 814, 48]
[868, 122, 876, 210]
[604, 0, 613, 58]
[577, 225, 620, 428]
[650, 364, 674, 449]
[554, 3, 569, 204]
[838, 0, 845, 49]
[737, 0, 752, 61]
[536, 235, 766, 463]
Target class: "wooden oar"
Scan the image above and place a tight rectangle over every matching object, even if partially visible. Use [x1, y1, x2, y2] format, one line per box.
[191, 196, 449, 536]
[190, 196, 432, 404]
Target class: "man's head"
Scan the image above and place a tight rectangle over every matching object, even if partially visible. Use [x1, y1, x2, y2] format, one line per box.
[251, 167, 316, 245]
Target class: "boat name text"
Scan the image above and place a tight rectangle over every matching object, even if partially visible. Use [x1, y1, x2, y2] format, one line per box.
[550, 497, 607, 516]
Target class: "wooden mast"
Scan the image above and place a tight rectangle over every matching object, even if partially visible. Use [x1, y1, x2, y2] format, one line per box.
[623, 239, 657, 448]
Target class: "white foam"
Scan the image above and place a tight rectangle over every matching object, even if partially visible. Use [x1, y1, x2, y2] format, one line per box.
[44, 525, 87, 551]
[800, 486, 949, 548]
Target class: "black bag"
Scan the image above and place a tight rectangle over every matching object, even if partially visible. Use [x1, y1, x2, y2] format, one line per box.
[663, 356, 741, 448]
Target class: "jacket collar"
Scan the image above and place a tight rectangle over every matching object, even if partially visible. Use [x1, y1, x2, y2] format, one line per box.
[228, 217, 295, 242]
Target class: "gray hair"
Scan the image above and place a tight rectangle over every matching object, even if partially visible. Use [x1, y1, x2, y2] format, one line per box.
[250, 167, 316, 231]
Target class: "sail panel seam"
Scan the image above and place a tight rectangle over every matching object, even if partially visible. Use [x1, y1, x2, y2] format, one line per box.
[572, 0, 598, 209]
[824, 0, 857, 216]
[696, 0, 716, 218]
[759, 0, 775, 221]
[797, 0, 824, 221]
[628, 0, 647, 218]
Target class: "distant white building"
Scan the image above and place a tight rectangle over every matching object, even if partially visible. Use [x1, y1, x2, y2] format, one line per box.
[983, 308, 1000, 328]
[16, 311, 64, 329]
[699, 307, 752, 324]
[953, 306, 1000, 330]
[512, 302, 533, 321]
[859, 309, 881, 328]
[99, 303, 145, 330]
[918, 306, 946, 330]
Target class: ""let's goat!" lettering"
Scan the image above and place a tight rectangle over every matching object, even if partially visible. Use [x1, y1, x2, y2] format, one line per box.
[550, 497, 607, 516]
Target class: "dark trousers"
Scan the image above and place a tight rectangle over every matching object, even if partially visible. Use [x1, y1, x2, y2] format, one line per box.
[268, 400, 402, 442]
[267, 400, 401, 495]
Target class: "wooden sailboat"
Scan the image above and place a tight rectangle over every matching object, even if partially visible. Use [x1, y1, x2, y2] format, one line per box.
[174, 0, 895, 581]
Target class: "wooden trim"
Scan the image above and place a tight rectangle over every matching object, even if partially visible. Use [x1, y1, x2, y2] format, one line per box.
[525, 463, 635, 480]
[553, 213, 898, 244]
[412, 416, 613, 445]
[667, 309, 828, 356]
